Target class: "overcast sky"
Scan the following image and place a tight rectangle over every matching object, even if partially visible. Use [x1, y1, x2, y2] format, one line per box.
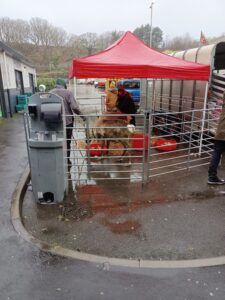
[1, 0, 224, 40]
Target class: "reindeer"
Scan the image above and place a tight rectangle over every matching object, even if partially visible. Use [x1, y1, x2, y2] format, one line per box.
[91, 112, 132, 161]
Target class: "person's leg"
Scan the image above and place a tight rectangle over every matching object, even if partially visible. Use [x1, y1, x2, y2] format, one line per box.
[66, 123, 73, 164]
[208, 140, 225, 184]
[130, 116, 136, 126]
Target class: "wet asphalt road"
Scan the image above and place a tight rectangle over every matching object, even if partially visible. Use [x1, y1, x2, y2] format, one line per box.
[1, 92, 225, 299]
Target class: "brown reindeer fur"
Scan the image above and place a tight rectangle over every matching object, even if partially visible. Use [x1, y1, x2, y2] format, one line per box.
[92, 114, 131, 157]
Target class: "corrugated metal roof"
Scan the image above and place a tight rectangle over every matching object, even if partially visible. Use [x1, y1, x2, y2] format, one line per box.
[0, 41, 34, 68]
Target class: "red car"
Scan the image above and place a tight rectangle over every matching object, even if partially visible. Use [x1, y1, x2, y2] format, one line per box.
[97, 81, 105, 89]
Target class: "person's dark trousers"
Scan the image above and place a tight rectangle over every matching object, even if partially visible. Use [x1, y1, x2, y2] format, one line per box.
[208, 140, 225, 177]
[130, 116, 136, 126]
[66, 122, 73, 163]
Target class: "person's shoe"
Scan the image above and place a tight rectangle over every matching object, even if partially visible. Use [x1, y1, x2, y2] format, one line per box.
[208, 176, 225, 185]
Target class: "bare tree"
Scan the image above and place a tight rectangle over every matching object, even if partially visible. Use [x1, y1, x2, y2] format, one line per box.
[110, 30, 124, 44]
[0, 17, 29, 44]
[67, 34, 79, 47]
[66, 34, 86, 58]
[78, 32, 98, 55]
[50, 26, 68, 47]
[29, 17, 67, 47]
[163, 33, 199, 51]
[97, 32, 113, 50]
[29, 18, 49, 46]
[0, 17, 13, 43]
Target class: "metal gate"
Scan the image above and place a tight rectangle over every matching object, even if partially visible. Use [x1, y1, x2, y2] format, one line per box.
[67, 112, 147, 187]
[146, 108, 214, 178]
[24, 90, 219, 189]
[65, 107, 216, 187]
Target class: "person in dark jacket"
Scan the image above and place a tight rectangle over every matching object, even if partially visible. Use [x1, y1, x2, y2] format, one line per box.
[50, 78, 86, 166]
[208, 90, 225, 184]
[116, 86, 137, 125]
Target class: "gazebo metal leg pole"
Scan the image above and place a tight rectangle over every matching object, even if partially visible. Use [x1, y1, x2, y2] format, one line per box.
[86, 117, 91, 180]
[151, 79, 156, 114]
[142, 113, 147, 187]
[145, 79, 148, 111]
[187, 110, 194, 169]
[146, 111, 153, 183]
[73, 77, 77, 97]
[199, 81, 209, 156]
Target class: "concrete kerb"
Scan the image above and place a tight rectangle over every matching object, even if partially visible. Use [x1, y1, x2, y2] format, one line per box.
[11, 166, 225, 269]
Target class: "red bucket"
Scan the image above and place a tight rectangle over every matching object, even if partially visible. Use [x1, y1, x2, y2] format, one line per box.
[154, 139, 177, 151]
[131, 133, 149, 150]
[86, 143, 107, 156]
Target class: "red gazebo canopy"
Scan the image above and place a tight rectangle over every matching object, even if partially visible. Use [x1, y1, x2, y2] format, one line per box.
[69, 31, 210, 81]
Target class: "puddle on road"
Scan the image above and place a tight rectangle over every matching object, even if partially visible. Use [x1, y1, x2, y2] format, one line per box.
[58, 180, 167, 235]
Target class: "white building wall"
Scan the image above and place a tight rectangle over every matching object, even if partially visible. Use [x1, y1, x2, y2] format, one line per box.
[0, 51, 36, 90]
[0, 52, 9, 88]
[0, 48, 36, 117]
